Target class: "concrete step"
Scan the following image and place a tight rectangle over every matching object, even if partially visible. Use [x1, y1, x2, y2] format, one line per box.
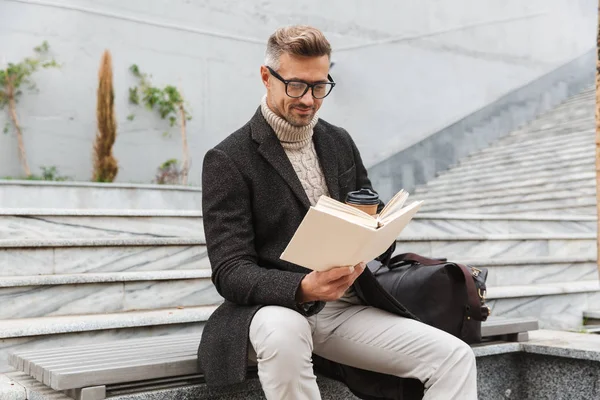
[486, 281, 599, 330]
[395, 233, 596, 259]
[414, 170, 595, 197]
[415, 177, 595, 206]
[583, 310, 600, 325]
[434, 148, 593, 182]
[421, 164, 593, 192]
[0, 181, 202, 210]
[460, 131, 592, 164]
[437, 155, 594, 185]
[422, 196, 597, 214]
[0, 239, 208, 277]
[406, 213, 596, 236]
[507, 115, 593, 139]
[0, 306, 215, 372]
[0, 271, 220, 319]
[0, 209, 203, 240]
[419, 186, 596, 212]
[435, 152, 594, 181]
[458, 256, 599, 287]
[453, 140, 592, 172]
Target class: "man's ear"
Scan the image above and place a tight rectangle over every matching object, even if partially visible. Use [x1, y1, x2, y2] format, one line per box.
[260, 65, 270, 89]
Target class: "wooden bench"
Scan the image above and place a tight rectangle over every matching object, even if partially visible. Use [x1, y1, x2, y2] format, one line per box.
[8, 317, 538, 400]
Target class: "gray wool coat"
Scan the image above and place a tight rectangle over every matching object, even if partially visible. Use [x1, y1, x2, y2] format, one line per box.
[198, 108, 424, 400]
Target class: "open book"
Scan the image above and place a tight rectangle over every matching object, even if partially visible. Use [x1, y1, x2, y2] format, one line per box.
[280, 190, 423, 272]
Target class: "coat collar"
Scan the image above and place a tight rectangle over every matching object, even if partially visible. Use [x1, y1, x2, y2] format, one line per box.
[250, 107, 340, 209]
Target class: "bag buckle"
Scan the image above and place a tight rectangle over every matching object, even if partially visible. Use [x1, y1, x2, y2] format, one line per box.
[471, 267, 481, 277]
[478, 288, 486, 300]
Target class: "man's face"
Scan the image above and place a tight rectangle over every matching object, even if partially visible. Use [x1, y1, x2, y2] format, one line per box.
[261, 53, 330, 127]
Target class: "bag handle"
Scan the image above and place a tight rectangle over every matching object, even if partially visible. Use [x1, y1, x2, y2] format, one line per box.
[388, 253, 447, 269]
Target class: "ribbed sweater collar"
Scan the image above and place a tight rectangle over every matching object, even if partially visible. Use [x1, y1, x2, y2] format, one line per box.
[260, 95, 318, 150]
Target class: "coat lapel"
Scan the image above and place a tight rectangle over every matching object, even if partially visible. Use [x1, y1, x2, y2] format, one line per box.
[313, 123, 340, 201]
[250, 109, 312, 210]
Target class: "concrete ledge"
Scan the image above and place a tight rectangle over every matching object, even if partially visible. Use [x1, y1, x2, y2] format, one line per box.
[0, 373, 26, 400]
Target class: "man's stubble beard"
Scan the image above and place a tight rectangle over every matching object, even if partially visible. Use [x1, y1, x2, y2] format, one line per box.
[285, 107, 316, 127]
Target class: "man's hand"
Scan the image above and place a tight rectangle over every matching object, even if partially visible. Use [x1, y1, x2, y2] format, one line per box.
[297, 262, 366, 303]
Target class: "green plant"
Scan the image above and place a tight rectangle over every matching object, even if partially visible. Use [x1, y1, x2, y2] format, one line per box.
[0, 41, 59, 177]
[92, 49, 119, 183]
[154, 158, 182, 185]
[129, 64, 191, 184]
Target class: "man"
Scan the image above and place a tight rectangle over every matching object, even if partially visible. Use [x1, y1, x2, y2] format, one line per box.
[199, 25, 477, 400]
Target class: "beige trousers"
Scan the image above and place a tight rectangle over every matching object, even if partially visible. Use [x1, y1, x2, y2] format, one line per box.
[248, 295, 477, 400]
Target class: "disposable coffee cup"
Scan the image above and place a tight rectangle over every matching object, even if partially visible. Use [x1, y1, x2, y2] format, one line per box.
[345, 188, 379, 216]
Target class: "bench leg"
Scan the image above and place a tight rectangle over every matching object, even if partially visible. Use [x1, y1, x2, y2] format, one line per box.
[506, 332, 529, 342]
[64, 385, 106, 400]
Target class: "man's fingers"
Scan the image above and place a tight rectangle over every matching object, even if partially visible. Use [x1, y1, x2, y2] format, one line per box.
[321, 265, 355, 281]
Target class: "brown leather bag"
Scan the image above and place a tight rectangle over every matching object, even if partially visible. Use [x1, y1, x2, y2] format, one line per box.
[369, 253, 491, 344]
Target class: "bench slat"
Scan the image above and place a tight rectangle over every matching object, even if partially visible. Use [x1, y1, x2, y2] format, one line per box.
[8, 317, 539, 391]
[52, 356, 199, 390]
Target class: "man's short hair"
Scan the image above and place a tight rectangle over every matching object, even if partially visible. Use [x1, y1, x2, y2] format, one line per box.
[265, 25, 332, 70]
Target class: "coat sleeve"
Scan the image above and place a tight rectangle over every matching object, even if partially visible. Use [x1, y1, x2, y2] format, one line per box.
[346, 130, 397, 261]
[202, 148, 320, 314]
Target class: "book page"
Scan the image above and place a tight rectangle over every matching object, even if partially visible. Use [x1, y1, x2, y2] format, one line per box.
[378, 200, 422, 227]
[354, 200, 423, 262]
[315, 196, 378, 228]
[378, 190, 408, 221]
[280, 207, 375, 271]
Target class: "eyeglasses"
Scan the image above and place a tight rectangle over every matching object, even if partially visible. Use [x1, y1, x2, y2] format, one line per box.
[266, 66, 335, 99]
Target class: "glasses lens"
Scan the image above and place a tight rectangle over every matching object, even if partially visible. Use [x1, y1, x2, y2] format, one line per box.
[286, 81, 309, 98]
[313, 83, 333, 99]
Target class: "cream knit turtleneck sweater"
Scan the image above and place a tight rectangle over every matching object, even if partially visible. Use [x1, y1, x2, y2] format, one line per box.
[260, 96, 330, 206]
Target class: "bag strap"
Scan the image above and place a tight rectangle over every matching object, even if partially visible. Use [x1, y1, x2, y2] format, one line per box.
[388, 253, 447, 269]
[450, 263, 489, 322]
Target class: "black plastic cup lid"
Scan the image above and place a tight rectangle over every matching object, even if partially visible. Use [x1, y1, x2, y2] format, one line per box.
[346, 188, 379, 205]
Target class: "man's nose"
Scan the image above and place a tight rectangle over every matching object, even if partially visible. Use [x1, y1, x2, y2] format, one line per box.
[299, 90, 314, 107]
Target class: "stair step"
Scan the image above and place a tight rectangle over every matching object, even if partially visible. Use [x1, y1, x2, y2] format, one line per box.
[437, 154, 593, 184]
[449, 146, 592, 175]
[0, 306, 216, 339]
[407, 213, 596, 236]
[434, 151, 593, 183]
[457, 256, 598, 287]
[486, 282, 599, 330]
[422, 197, 597, 214]
[420, 187, 596, 212]
[460, 133, 592, 165]
[415, 171, 595, 197]
[0, 273, 220, 319]
[0, 244, 208, 277]
[0, 270, 212, 287]
[0, 211, 203, 240]
[396, 233, 596, 259]
[0, 181, 202, 210]
[0, 307, 214, 372]
[416, 177, 595, 205]
[0, 237, 205, 248]
[422, 166, 594, 192]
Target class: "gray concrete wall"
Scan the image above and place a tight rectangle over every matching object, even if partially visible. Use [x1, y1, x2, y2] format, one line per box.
[0, 0, 596, 185]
